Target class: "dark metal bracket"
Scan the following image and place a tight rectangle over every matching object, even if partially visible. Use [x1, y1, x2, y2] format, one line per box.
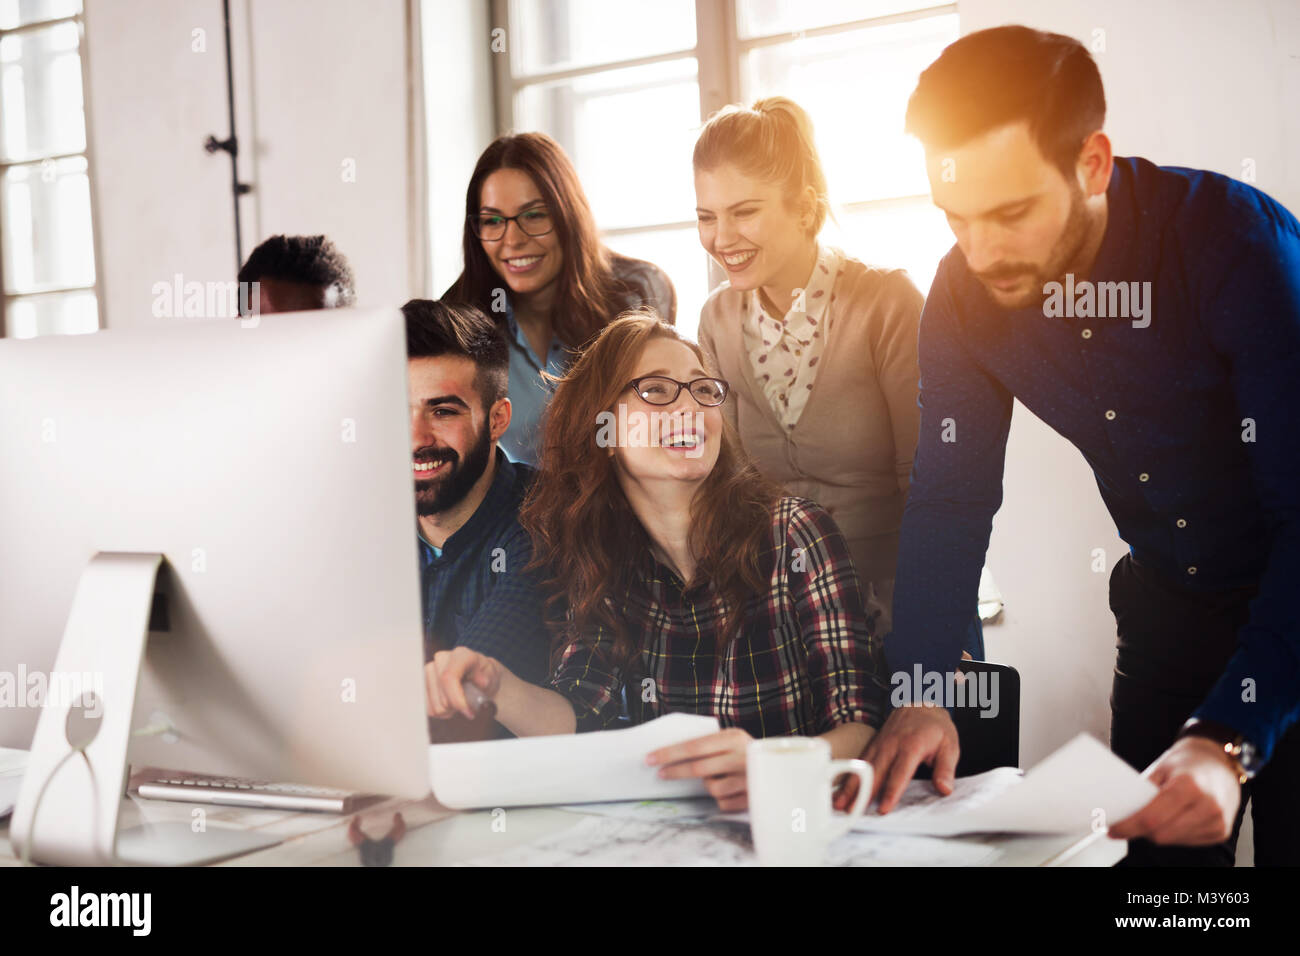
[204, 0, 253, 269]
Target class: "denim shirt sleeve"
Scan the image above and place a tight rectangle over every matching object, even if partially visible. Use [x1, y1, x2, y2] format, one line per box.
[885, 261, 1015, 689]
[1190, 226, 1300, 763]
[453, 523, 552, 687]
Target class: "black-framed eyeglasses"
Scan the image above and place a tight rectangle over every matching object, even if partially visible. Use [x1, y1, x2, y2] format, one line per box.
[628, 376, 729, 407]
[469, 207, 555, 241]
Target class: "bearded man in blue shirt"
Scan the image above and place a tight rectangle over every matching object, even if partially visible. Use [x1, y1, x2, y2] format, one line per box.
[403, 299, 550, 742]
[866, 25, 1300, 865]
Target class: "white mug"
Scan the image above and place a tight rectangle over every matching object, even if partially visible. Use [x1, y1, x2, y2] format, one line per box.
[746, 736, 872, 866]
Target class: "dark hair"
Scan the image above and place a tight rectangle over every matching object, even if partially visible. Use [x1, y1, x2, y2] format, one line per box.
[237, 234, 356, 306]
[442, 133, 638, 350]
[401, 298, 508, 408]
[904, 25, 1106, 178]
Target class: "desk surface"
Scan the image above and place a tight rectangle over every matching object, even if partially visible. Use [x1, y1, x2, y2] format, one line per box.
[1, 790, 1126, 867]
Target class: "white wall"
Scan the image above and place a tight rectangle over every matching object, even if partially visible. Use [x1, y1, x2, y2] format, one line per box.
[83, 0, 416, 328]
[241, 0, 414, 307]
[83, 0, 236, 327]
[960, 0, 1300, 212]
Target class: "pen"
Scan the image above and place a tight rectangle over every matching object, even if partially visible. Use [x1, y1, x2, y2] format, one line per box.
[464, 683, 496, 720]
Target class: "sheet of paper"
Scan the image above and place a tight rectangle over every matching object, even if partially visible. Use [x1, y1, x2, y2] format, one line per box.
[554, 798, 997, 863]
[458, 813, 1004, 867]
[827, 832, 1003, 867]
[458, 815, 758, 867]
[708, 766, 1022, 833]
[847, 766, 1024, 833]
[555, 797, 717, 824]
[429, 713, 720, 809]
[851, 733, 1158, 835]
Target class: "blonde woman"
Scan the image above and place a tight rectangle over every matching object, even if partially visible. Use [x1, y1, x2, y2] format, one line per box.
[694, 97, 981, 658]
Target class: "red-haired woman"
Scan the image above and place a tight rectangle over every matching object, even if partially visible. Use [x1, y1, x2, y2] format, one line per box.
[443, 133, 676, 466]
[425, 311, 888, 810]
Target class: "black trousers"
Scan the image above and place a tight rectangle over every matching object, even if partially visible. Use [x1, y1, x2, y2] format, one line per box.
[1108, 553, 1300, 866]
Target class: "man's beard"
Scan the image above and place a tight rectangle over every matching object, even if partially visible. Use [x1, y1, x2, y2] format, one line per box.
[971, 185, 1093, 310]
[413, 420, 494, 516]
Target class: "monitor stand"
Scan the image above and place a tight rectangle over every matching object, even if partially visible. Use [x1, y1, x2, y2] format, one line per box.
[8, 552, 280, 866]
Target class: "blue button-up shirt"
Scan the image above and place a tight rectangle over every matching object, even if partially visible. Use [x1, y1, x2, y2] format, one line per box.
[888, 157, 1300, 763]
[499, 302, 571, 466]
[418, 447, 550, 685]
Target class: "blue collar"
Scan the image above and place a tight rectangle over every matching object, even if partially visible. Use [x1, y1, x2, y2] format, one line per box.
[1086, 157, 1138, 285]
[503, 298, 569, 370]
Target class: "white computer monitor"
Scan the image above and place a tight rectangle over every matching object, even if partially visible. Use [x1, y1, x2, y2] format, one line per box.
[0, 308, 430, 864]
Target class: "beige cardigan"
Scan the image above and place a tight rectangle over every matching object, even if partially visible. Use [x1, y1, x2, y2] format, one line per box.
[697, 258, 924, 626]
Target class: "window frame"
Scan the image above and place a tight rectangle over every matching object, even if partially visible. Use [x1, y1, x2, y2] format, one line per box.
[488, 0, 957, 295]
[0, 4, 103, 338]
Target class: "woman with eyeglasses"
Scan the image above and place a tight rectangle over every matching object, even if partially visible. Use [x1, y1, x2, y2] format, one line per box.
[693, 98, 981, 657]
[443, 133, 677, 465]
[424, 311, 889, 811]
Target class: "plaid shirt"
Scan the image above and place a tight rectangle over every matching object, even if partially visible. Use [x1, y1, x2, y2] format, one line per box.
[418, 447, 550, 685]
[550, 497, 889, 736]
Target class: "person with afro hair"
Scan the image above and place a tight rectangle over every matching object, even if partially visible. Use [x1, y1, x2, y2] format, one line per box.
[237, 234, 356, 316]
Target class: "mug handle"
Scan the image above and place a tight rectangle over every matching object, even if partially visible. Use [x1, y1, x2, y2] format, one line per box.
[827, 758, 873, 839]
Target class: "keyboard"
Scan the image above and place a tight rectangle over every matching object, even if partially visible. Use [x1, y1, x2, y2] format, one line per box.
[133, 771, 371, 813]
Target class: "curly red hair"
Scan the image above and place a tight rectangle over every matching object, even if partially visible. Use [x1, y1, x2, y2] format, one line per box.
[520, 310, 781, 667]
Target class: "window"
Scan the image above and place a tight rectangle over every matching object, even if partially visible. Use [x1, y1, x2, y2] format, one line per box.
[493, 0, 706, 333]
[0, 0, 98, 338]
[492, 0, 957, 339]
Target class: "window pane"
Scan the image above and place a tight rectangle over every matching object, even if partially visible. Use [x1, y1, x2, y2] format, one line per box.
[511, 0, 695, 75]
[827, 196, 953, 296]
[737, 0, 942, 39]
[2, 155, 95, 293]
[605, 226, 711, 342]
[0, 0, 81, 30]
[741, 13, 958, 204]
[0, 21, 85, 162]
[516, 58, 699, 230]
[6, 289, 97, 337]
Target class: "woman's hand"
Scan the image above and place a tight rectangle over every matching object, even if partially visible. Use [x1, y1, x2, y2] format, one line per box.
[425, 647, 503, 720]
[646, 728, 754, 812]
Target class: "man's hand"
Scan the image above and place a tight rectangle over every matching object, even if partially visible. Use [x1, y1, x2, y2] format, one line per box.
[1108, 736, 1242, 845]
[862, 705, 960, 813]
[647, 728, 754, 812]
[425, 647, 503, 720]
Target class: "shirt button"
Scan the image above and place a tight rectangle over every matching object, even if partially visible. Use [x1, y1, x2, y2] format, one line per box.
[1081, 328, 1093, 339]
[1187, 566, 1198, 575]
[1139, 473, 1150, 482]
[1105, 410, 1117, 421]
[1176, 518, 1187, 528]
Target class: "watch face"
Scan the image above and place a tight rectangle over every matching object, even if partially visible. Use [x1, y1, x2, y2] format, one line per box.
[1239, 740, 1260, 775]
